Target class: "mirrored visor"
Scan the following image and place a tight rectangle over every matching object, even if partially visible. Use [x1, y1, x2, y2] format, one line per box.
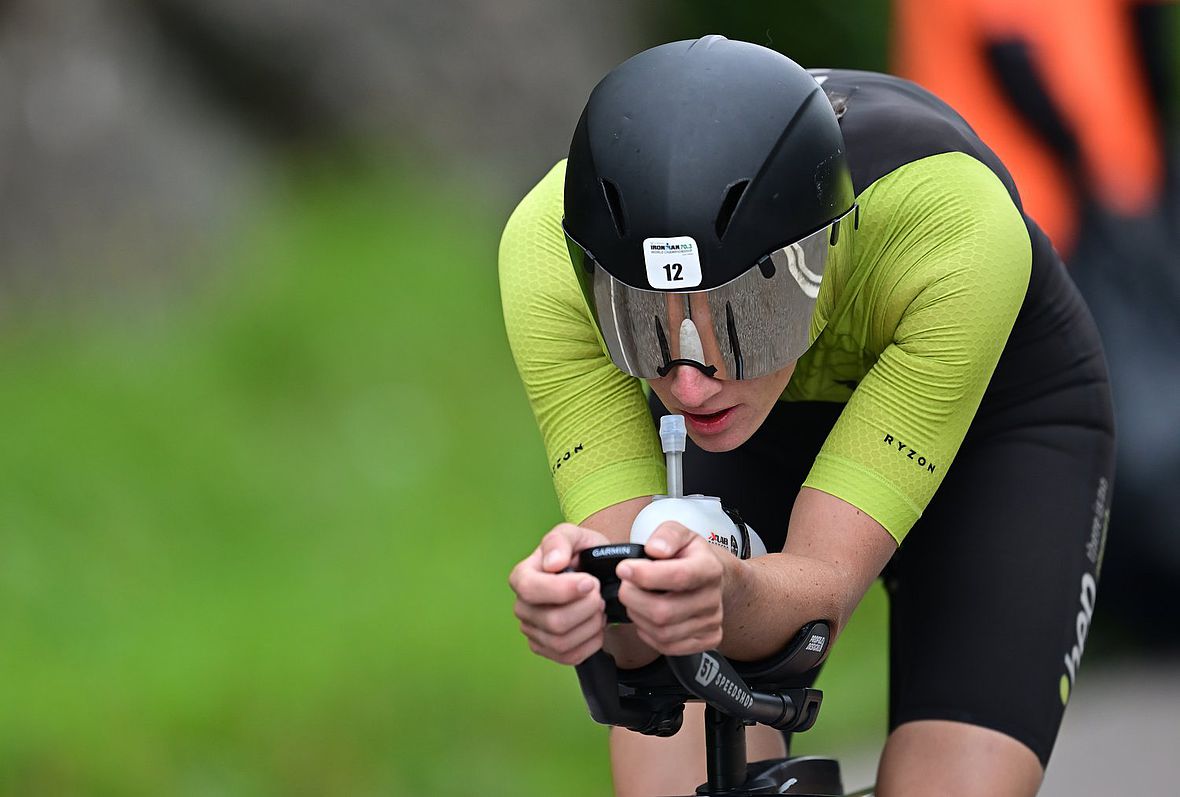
[565, 210, 851, 380]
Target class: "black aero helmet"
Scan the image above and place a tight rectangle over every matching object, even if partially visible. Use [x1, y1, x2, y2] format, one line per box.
[563, 36, 855, 380]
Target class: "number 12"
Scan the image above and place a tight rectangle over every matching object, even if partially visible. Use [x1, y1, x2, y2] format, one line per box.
[663, 263, 683, 281]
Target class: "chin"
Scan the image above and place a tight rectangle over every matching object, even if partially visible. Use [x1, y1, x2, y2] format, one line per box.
[687, 424, 757, 453]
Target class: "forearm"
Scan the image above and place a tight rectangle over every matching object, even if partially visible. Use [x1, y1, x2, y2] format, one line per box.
[719, 551, 860, 661]
[719, 487, 898, 661]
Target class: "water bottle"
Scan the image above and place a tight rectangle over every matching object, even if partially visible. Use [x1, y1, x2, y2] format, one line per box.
[629, 415, 768, 559]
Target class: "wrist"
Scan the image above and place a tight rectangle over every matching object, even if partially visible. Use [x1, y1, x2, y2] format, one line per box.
[721, 551, 753, 610]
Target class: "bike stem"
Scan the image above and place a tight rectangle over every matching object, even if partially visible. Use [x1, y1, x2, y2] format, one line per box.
[704, 705, 749, 793]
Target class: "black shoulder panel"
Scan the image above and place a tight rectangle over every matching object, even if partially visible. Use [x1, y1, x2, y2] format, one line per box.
[810, 69, 1023, 211]
[808, 71, 1110, 418]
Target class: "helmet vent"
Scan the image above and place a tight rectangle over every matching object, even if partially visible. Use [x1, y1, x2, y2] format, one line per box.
[600, 179, 627, 237]
[714, 179, 750, 240]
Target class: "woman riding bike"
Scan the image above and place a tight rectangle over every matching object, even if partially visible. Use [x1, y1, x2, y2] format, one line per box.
[502, 37, 1114, 797]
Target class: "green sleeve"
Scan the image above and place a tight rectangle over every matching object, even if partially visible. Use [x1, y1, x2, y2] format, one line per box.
[498, 161, 666, 523]
[803, 153, 1033, 542]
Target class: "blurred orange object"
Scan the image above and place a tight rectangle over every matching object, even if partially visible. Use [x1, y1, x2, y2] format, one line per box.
[893, 0, 1168, 254]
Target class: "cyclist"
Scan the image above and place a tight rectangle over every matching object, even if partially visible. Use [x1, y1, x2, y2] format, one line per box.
[501, 37, 1114, 797]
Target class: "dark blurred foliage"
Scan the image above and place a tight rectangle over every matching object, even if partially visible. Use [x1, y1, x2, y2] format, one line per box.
[124, 0, 642, 177]
[1131, 1, 1180, 137]
[641, 1, 890, 72]
[140, 0, 332, 145]
[0, 0, 638, 298]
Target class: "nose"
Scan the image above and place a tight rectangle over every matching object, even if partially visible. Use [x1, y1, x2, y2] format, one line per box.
[667, 363, 724, 408]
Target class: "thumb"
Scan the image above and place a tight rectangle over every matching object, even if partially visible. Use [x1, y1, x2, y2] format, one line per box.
[645, 521, 700, 559]
[540, 523, 609, 572]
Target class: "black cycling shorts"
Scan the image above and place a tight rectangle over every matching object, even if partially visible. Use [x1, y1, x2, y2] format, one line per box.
[649, 368, 1114, 766]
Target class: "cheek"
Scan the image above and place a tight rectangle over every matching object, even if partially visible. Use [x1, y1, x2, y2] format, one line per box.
[740, 367, 796, 416]
[738, 390, 776, 423]
[762, 379, 790, 406]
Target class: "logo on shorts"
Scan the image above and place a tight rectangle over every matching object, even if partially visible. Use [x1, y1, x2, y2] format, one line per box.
[1085, 477, 1110, 576]
[1061, 477, 1110, 705]
[1059, 572, 1097, 706]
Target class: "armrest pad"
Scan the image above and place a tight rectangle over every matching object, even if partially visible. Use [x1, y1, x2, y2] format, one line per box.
[732, 621, 831, 688]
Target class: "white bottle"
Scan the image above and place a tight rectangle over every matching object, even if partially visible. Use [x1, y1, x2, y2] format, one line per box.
[630, 416, 768, 560]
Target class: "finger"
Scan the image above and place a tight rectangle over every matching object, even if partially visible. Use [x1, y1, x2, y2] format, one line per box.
[630, 602, 723, 643]
[522, 610, 606, 664]
[552, 632, 608, 666]
[512, 567, 599, 606]
[508, 546, 544, 592]
[566, 638, 607, 665]
[514, 590, 605, 635]
[525, 610, 604, 657]
[618, 581, 720, 628]
[617, 551, 723, 593]
[643, 521, 699, 559]
[634, 622, 723, 657]
[539, 523, 610, 573]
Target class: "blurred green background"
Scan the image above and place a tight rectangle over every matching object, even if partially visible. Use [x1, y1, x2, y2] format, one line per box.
[0, 158, 892, 794]
[0, 1, 1176, 795]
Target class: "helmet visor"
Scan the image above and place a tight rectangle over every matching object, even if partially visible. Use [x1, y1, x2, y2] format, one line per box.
[565, 211, 849, 380]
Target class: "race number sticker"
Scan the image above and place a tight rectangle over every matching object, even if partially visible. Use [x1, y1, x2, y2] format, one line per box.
[643, 237, 702, 289]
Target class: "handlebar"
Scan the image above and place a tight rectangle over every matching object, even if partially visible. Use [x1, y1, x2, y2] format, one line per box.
[665, 650, 821, 731]
[572, 544, 828, 736]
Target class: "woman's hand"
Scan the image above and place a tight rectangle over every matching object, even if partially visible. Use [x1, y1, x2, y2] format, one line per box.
[509, 523, 610, 665]
[617, 522, 736, 656]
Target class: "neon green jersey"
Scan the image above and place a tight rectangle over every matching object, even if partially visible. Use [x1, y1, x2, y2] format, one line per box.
[501, 132, 1030, 544]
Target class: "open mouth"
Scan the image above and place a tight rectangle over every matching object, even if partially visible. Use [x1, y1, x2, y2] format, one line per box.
[684, 408, 732, 422]
[682, 406, 737, 433]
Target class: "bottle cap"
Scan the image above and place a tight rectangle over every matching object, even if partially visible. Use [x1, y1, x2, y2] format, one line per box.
[659, 414, 687, 454]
